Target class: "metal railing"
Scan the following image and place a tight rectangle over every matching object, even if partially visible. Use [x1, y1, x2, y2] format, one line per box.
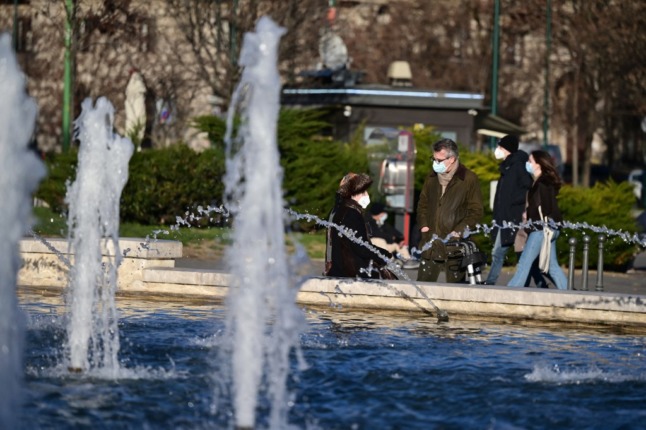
[567, 234, 606, 291]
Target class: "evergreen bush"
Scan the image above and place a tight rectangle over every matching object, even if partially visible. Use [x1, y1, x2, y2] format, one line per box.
[194, 108, 369, 228]
[121, 145, 225, 224]
[36, 145, 226, 226]
[36, 150, 79, 213]
[557, 180, 639, 271]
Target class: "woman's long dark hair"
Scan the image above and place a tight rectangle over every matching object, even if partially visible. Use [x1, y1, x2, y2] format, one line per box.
[531, 150, 562, 192]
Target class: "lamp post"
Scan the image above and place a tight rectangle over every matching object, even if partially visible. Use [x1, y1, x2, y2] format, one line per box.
[489, 0, 500, 149]
[229, 0, 238, 68]
[62, 0, 74, 153]
[12, 0, 18, 51]
[543, 0, 552, 148]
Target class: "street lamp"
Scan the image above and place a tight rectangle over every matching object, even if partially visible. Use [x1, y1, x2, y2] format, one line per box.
[62, 0, 74, 153]
[543, 0, 552, 148]
[12, 0, 18, 52]
[490, 0, 500, 149]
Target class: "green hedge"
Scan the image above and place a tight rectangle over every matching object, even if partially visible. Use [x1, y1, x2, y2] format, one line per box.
[194, 108, 369, 227]
[37, 150, 79, 213]
[121, 145, 226, 225]
[35, 120, 640, 269]
[556, 181, 639, 271]
[36, 145, 226, 225]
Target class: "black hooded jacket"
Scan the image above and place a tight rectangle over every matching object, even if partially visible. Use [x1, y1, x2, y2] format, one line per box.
[491, 150, 533, 246]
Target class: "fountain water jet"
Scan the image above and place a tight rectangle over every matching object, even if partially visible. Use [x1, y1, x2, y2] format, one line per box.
[0, 34, 46, 429]
[65, 97, 134, 373]
[221, 17, 304, 429]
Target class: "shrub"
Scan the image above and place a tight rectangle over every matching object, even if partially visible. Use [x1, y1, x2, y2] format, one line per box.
[193, 108, 369, 227]
[121, 145, 226, 224]
[557, 180, 639, 271]
[36, 150, 79, 213]
[35, 145, 226, 226]
[191, 114, 230, 151]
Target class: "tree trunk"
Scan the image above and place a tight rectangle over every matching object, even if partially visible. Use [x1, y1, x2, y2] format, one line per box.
[571, 70, 579, 186]
[582, 131, 592, 187]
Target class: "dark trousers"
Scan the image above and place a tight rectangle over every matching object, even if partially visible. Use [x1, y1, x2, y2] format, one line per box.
[417, 257, 465, 283]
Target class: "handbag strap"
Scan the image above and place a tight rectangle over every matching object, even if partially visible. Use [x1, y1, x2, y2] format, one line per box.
[324, 208, 337, 273]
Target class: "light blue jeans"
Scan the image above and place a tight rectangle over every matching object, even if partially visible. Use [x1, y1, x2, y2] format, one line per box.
[485, 230, 509, 285]
[507, 230, 568, 290]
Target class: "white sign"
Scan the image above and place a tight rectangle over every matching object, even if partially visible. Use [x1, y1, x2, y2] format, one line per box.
[386, 194, 405, 209]
[398, 134, 409, 152]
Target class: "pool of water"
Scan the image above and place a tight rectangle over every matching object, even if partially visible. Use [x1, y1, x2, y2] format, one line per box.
[18, 291, 646, 429]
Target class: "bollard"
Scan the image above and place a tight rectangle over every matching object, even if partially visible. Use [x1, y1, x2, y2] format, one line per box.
[581, 235, 590, 291]
[595, 234, 606, 292]
[567, 237, 577, 290]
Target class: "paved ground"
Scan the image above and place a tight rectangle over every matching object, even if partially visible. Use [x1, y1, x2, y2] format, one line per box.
[176, 249, 646, 296]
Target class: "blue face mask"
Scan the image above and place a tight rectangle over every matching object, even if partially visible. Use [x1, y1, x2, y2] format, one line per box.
[433, 160, 448, 174]
[525, 161, 535, 176]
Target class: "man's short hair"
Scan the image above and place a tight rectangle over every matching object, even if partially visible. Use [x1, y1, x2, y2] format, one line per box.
[433, 138, 459, 158]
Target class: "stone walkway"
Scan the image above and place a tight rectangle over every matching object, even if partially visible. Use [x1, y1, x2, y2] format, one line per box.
[176, 250, 646, 296]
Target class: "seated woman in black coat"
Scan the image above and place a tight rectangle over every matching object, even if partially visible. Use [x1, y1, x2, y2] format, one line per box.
[324, 173, 393, 278]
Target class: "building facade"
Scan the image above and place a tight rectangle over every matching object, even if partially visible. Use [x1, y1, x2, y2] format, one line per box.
[1, 0, 643, 178]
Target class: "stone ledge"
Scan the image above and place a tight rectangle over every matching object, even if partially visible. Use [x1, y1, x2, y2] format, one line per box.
[16, 238, 646, 331]
[300, 277, 646, 313]
[20, 237, 182, 259]
[143, 267, 232, 287]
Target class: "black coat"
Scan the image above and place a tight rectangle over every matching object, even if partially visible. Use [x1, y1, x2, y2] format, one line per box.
[526, 175, 562, 231]
[491, 150, 533, 246]
[325, 197, 391, 278]
[365, 214, 404, 244]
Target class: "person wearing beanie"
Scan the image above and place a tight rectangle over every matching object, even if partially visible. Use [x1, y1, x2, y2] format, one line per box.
[498, 134, 519, 154]
[485, 135, 533, 285]
[324, 173, 395, 278]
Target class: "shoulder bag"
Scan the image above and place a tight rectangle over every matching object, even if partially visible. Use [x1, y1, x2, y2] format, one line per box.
[538, 205, 554, 273]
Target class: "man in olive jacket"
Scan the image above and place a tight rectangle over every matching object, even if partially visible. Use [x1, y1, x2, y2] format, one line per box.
[417, 138, 484, 282]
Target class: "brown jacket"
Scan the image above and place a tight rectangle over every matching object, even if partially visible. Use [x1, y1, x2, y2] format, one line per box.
[325, 197, 391, 278]
[416, 163, 484, 260]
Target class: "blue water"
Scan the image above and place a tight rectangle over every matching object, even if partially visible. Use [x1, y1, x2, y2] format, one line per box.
[18, 291, 646, 429]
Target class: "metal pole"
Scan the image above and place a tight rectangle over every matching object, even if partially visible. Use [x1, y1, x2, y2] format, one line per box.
[581, 235, 590, 291]
[404, 136, 412, 246]
[12, 0, 18, 51]
[542, 0, 552, 148]
[62, 0, 74, 153]
[489, 0, 500, 149]
[230, 0, 238, 68]
[567, 237, 576, 290]
[595, 235, 606, 292]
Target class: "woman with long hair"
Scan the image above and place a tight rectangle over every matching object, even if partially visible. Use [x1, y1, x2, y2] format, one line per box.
[507, 150, 568, 290]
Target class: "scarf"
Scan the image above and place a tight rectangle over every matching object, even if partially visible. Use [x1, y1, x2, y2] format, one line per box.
[438, 161, 459, 196]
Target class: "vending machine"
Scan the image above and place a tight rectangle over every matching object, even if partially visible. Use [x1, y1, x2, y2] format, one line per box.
[377, 130, 416, 245]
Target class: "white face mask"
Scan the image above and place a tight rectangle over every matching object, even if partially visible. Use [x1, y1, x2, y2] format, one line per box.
[377, 213, 388, 225]
[494, 147, 506, 160]
[358, 195, 371, 209]
[432, 160, 448, 174]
